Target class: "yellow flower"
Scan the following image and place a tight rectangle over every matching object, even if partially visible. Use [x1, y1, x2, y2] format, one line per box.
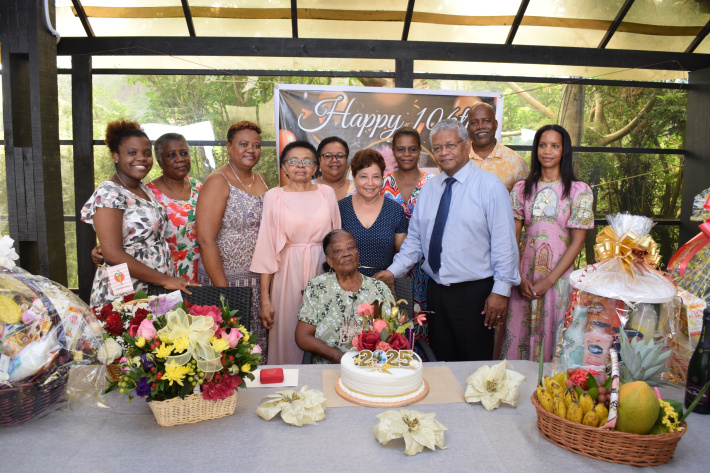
[659, 400, 681, 432]
[159, 332, 173, 344]
[173, 336, 190, 353]
[154, 344, 174, 359]
[210, 337, 230, 352]
[135, 337, 146, 348]
[238, 326, 247, 335]
[241, 363, 252, 373]
[242, 333, 250, 343]
[163, 364, 193, 386]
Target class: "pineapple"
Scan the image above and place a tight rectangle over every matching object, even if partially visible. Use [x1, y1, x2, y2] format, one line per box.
[618, 330, 672, 387]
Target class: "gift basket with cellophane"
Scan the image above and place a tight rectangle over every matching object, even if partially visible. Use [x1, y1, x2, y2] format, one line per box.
[0, 236, 104, 426]
[555, 213, 679, 386]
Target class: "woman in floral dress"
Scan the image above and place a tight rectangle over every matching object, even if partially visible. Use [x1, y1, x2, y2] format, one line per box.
[145, 133, 202, 282]
[381, 127, 434, 313]
[502, 125, 594, 362]
[196, 121, 269, 360]
[81, 120, 193, 307]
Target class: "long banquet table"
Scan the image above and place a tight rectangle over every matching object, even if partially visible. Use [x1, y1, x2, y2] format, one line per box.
[2, 360, 708, 473]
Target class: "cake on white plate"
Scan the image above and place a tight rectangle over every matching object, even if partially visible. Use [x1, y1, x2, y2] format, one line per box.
[337, 349, 426, 405]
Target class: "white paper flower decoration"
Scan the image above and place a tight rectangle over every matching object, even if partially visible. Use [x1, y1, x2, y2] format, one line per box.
[0, 235, 19, 269]
[373, 409, 447, 455]
[465, 360, 526, 411]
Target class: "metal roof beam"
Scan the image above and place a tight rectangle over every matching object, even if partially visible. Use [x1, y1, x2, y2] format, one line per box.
[506, 0, 529, 45]
[56, 37, 710, 71]
[686, 18, 710, 53]
[598, 0, 635, 49]
[181, 0, 196, 37]
[71, 0, 94, 37]
[291, 0, 298, 38]
[402, 0, 415, 41]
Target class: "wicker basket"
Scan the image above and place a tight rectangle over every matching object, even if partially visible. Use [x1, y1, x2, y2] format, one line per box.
[531, 392, 687, 466]
[106, 361, 121, 383]
[149, 391, 238, 427]
[0, 364, 71, 426]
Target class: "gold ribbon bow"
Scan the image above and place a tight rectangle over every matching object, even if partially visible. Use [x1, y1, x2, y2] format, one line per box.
[593, 226, 661, 279]
[373, 409, 447, 456]
[156, 308, 222, 374]
[256, 385, 327, 426]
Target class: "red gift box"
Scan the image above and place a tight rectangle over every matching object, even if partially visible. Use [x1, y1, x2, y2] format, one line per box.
[260, 368, 284, 384]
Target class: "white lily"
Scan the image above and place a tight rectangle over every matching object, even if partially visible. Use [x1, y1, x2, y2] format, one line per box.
[465, 360, 526, 411]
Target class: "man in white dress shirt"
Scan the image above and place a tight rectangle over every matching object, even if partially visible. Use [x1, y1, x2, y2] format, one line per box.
[375, 119, 520, 361]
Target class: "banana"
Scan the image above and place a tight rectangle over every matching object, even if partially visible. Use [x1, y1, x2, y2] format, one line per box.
[552, 371, 567, 388]
[579, 391, 594, 414]
[599, 415, 608, 427]
[594, 403, 609, 420]
[537, 386, 554, 412]
[549, 380, 564, 397]
[582, 407, 600, 427]
[553, 394, 567, 419]
[564, 387, 578, 407]
[544, 376, 553, 393]
[566, 400, 584, 423]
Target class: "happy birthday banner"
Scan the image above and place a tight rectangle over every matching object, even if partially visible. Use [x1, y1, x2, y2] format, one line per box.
[275, 85, 503, 174]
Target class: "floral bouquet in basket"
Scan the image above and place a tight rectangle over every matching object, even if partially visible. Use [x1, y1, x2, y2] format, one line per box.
[104, 295, 261, 402]
[352, 299, 426, 352]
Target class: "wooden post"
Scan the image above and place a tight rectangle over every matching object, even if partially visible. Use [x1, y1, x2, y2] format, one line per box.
[72, 55, 96, 302]
[0, 0, 67, 284]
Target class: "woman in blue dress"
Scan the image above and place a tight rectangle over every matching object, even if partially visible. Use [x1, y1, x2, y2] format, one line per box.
[338, 149, 408, 279]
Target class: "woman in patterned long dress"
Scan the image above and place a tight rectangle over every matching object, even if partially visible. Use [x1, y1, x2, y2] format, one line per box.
[295, 230, 393, 364]
[381, 127, 434, 312]
[81, 120, 193, 307]
[196, 121, 269, 361]
[251, 141, 341, 365]
[501, 125, 594, 362]
[144, 133, 202, 282]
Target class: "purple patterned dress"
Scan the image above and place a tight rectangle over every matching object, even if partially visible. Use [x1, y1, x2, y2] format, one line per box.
[196, 172, 268, 362]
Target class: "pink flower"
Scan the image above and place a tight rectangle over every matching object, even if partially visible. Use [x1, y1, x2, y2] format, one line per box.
[351, 334, 360, 350]
[136, 319, 157, 341]
[251, 344, 262, 354]
[399, 315, 407, 323]
[372, 319, 388, 335]
[189, 304, 223, 325]
[225, 328, 243, 348]
[357, 303, 374, 317]
[375, 341, 392, 351]
[415, 313, 427, 326]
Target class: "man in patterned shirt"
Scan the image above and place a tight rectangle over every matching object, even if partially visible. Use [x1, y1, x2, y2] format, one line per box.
[467, 102, 528, 192]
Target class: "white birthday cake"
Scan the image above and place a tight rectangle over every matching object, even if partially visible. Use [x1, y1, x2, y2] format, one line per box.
[338, 350, 426, 404]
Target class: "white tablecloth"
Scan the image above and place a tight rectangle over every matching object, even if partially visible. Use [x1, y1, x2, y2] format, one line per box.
[1, 360, 707, 472]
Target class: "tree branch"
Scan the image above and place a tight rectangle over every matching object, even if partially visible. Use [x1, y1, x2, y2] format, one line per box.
[598, 95, 657, 146]
[507, 82, 555, 118]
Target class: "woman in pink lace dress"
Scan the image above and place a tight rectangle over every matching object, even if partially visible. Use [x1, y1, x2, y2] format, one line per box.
[251, 140, 341, 365]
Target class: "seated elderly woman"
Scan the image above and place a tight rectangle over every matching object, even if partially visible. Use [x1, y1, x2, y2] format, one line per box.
[295, 229, 393, 364]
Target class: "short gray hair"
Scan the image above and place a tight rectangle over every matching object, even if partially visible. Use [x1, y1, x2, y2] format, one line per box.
[430, 119, 468, 145]
[154, 133, 188, 164]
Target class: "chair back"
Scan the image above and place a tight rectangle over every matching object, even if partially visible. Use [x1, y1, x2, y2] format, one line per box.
[393, 276, 415, 315]
[145, 285, 252, 332]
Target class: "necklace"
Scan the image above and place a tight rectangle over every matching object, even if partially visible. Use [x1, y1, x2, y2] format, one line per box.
[116, 173, 139, 191]
[163, 176, 187, 200]
[229, 162, 255, 191]
[322, 175, 348, 192]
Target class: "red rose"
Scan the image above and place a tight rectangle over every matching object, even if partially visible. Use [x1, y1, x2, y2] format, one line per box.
[388, 332, 410, 351]
[98, 304, 114, 321]
[123, 293, 135, 303]
[104, 313, 124, 336]
[128, 308, 149, 337]
[360, 331, 380, 351]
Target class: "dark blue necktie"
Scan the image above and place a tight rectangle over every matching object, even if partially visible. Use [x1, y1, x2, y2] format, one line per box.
[428, 177, 455, 274]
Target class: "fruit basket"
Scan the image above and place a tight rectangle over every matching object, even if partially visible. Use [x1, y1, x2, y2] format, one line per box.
[531, 392, 687, 466]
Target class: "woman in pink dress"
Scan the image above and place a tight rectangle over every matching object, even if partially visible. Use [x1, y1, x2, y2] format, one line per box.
[251, 140, 341, 365]
[501, 125, 594, 362]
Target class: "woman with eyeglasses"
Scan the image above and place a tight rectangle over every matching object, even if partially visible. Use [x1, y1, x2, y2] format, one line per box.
[195, 120, 270, 361]
[315, 136, 356, 200]
[381, 127, 435, 310]
[250, 140, 341, 364]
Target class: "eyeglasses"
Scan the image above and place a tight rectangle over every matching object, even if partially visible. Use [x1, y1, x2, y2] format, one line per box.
[393, 146, 421, 155]
[432, 139, 464, 154]
[321, 152, 347, 161]
[285, 158, 315, 166]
